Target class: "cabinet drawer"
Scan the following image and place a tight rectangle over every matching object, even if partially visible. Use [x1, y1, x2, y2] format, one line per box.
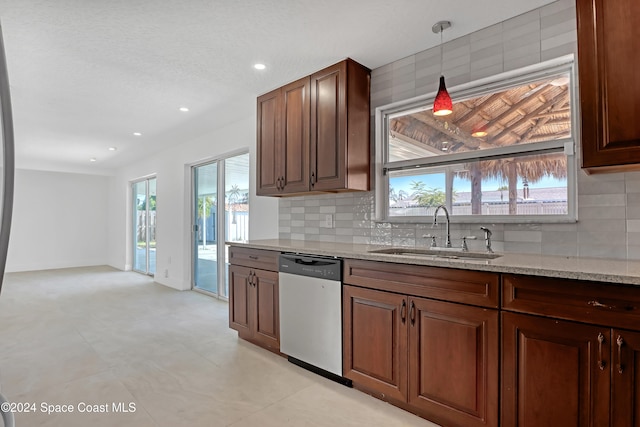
[503, 274, 640, 330]
[343, 259, 499, 308]
[229, 246, 279, 271]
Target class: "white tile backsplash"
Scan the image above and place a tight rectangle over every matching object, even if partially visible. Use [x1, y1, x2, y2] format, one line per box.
[278, 0, 638, 261]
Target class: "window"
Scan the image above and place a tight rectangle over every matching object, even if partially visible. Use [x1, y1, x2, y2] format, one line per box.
[375, 56, 576, 223]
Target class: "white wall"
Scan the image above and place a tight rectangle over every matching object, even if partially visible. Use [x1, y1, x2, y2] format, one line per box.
[108, 113, 279, 290]
[6, 169, 110, 272]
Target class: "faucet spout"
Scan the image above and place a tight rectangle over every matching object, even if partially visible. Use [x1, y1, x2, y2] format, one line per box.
[432, 205, 452, 248]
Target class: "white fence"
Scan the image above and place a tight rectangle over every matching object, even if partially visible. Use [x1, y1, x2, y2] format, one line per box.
[136, 211, 156, 243]
[227, 211, 248, 241]
[390, 201, 568, 217]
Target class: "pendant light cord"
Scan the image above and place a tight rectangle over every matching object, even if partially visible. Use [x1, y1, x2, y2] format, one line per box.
[440, 24, 443, 76]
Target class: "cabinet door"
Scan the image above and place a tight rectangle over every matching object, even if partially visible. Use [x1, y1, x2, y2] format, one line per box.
[408, 297, 498, 427]
[343, 285, 408, 402]
[310, 61, 346, 191]
[281, 77, 310, 194]
[256, 88, 282, 195]
[253, 269, 279, 350]
[502, 312, 610, 427]
[577, 0, 640, 172]
[229, 265, 252, 335]
[611, 329, 640, 427]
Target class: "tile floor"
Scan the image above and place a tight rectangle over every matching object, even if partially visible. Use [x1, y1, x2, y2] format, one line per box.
[0, 266, 437, 426]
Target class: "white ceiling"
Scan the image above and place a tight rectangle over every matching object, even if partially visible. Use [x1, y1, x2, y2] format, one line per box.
[0, 0, 556, 175]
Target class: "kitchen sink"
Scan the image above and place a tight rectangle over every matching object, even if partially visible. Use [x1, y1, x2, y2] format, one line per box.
[368, 247, 502, 261]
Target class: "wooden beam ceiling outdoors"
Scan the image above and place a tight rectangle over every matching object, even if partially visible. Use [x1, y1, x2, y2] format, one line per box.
[389, 77, 571, 156]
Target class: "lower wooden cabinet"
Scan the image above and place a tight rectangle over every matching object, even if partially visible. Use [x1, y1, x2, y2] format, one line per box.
[611, 329, 640, 427]
[502, 312, 640, 427]
[501, 312, 610, 426]
[229, 264, 279, 351]
[225, 250, 640, 426]
[409, 297, 498, 427]
[343, 284, 498, 427]
[343, 285, 407, 402]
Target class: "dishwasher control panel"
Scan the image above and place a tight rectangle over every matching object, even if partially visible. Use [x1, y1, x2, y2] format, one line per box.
[279, 253, 342, 281]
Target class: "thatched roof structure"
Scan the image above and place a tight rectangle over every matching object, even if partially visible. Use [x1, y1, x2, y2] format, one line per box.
[388, 74, 571, 184]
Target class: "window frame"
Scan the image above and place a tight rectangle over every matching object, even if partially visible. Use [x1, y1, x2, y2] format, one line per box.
[374, 55, 578, 224]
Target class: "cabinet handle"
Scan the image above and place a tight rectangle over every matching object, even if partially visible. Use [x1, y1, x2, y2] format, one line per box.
[310, 172, 315, 188]
[617, 335, 625, 374]
[400, 300, 406, 323]
[247, 271, 254, 287]
[249, 255, 259, 260]
[597, 333, 606, 370]
[588, 300, 636, 312]
[276, 177, 280, 190]
[279, 176, 285, 191]
[252, 272, 257, 287]
[409, 301, 415, 325]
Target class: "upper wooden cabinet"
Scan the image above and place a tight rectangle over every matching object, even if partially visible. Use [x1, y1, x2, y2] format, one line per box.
[577, 0, 640, 173]
[256, 59, 370, 196]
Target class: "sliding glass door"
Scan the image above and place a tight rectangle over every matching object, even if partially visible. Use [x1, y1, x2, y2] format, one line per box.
[192, 152, 249, 297]
[193, 163, 218, 293]
[133, 177, 156, 275]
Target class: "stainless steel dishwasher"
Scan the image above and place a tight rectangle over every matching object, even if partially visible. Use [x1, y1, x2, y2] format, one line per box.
[278, 253, 351, 386]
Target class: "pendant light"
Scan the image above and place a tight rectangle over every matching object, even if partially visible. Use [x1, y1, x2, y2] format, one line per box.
[432, 21, 452, 116]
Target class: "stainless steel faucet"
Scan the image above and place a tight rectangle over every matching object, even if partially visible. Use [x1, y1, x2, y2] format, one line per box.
[432, 205, 452, 248]
[480, 226, 494, 253]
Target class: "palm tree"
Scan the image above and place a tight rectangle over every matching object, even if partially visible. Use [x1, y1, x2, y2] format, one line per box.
[197, 195, 215, 249]
[227, 184, 242, 225]
[497, 185, 508, 201]
[410, 180, 446, 207]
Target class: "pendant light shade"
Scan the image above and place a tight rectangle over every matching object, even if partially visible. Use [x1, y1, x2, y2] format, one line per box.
[471, 124, 488, 137]
[432, 20, 452, 116]
[433, 76, 452, 116]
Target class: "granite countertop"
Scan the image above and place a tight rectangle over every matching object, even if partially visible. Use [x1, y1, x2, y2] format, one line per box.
[228, 239, 640, 286]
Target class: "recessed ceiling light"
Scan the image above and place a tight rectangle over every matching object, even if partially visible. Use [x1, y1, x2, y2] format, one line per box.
[133, 132, 142, 136]
[108, 147, 117, 151]
[254, 63, 266, 70]
[179, 107, 189, 112]
[89, 157, 97, 162]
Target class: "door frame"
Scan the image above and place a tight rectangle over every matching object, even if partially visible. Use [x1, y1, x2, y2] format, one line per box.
[131, 175, 156, 276]
[190, 149, 249, 299]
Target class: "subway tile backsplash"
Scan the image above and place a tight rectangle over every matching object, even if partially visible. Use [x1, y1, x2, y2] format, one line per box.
[278, 0, 638, 260]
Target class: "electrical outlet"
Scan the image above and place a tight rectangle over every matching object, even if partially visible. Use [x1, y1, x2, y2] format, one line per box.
[324, 214, 334, 228]
[164, 269, 169, 278]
